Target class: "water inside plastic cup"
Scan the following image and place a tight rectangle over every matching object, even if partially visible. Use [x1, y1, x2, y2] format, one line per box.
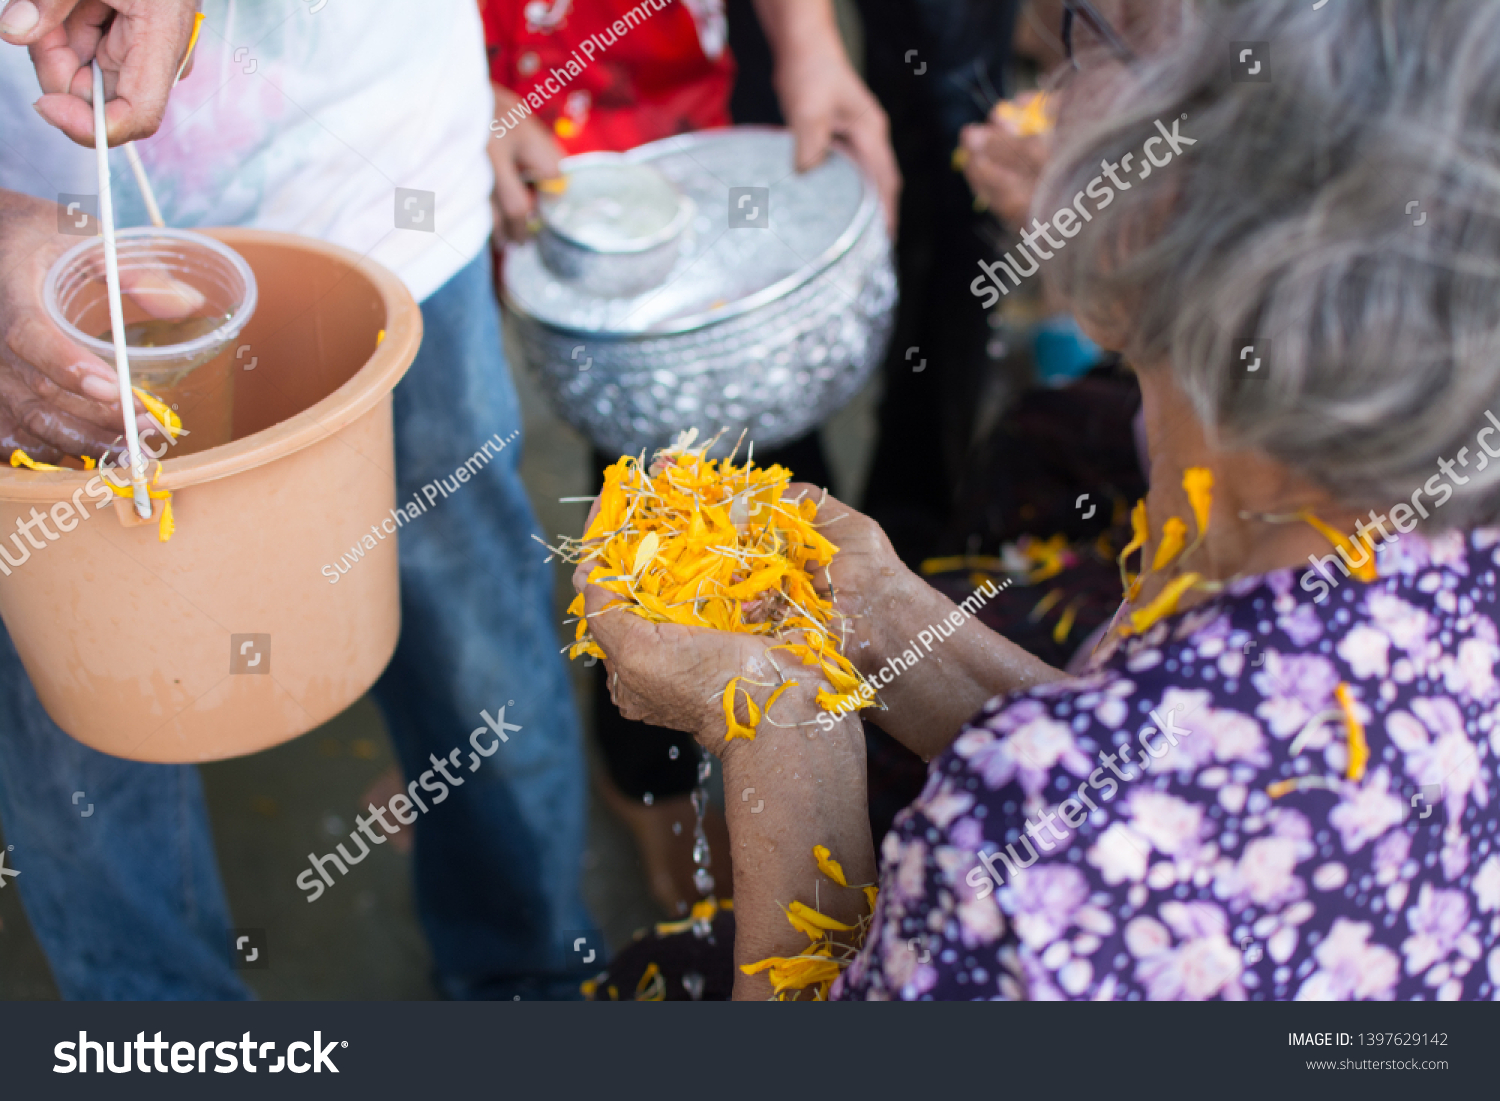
[44, 228, 258, 456]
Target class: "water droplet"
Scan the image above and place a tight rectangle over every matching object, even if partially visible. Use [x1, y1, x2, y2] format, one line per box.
[693, 868, 715, 896]
[668, 745, 679, 759]
[672, 820, 683, 835]
[682, 971, 705, 1000]
[692, 837, 711, 866]
[642, 792, 654, 806]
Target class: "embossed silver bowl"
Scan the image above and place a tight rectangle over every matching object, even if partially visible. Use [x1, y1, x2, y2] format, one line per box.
[502, 127, 897, 457]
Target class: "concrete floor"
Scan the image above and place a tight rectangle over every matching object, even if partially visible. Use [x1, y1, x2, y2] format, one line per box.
[0, 318, 879, 1001]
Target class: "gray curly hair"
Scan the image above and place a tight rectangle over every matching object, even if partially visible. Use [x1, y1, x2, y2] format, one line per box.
[1038, 0, 1500, 528]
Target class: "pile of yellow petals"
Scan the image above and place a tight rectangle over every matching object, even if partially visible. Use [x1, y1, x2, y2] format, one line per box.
[553, 431, 874, 742]
[741, 845, 878, 1001]
[7, 388, 184, 542]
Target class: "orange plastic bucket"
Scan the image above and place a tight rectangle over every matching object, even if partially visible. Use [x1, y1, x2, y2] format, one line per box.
[0, 228, 422, 762]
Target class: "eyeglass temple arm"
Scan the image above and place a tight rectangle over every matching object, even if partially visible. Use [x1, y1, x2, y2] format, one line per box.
[1067, 0, 1137, 63]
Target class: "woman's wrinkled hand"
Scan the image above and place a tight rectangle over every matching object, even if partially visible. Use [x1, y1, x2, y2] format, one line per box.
[793, 485, 917, 679]
[567, 485, 866, 756]
[573, 562, 791, 757]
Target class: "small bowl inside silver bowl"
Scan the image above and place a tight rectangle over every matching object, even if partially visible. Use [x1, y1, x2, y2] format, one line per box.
[537, 157, 694, 298]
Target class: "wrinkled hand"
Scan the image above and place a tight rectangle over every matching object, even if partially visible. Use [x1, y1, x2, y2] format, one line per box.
[1, 0, 202, 146]
[569, 486, 862, 755]
[794, 485, 918, 679]
[958, 115, 1050, 229]
[489, 83, 565, 244]
[573, 562, 787, 757]
[773, 49, 900, 234]
[0, 190, 189, 463]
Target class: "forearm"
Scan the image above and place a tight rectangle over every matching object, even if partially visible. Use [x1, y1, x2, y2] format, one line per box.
[858, 571, 1069, 759]
[750, 0, 844, 65]
[717, 685, 875, 1001]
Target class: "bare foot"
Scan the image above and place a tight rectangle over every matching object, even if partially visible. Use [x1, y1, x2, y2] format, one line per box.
[597, 779, 734, 915]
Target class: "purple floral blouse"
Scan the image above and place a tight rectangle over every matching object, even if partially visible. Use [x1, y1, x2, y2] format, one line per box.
[836, 530, 1500, 1000]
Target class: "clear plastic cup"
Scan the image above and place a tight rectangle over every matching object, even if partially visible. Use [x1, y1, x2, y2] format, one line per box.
[43, 228, 258, 456]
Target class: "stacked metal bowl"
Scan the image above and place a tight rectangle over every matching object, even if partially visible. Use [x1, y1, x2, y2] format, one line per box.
[502, 127, 897, 456]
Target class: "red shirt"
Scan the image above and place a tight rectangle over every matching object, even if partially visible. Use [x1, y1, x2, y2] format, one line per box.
[481, 0, 736, 155]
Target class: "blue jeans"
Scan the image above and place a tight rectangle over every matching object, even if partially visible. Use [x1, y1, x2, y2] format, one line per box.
[370, 252, 592, 999]
[0, 252, 592, 999]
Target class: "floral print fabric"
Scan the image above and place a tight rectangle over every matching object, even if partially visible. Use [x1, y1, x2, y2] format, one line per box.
[835, 530, 1500, 1000]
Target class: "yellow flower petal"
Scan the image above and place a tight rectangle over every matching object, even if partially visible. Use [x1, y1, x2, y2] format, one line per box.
[1335, 682, 1368, 782]
[1118, 499, 1149, 589]
[631, 531, 660, 576]
[763, 679, 798, 717]
[994, 91, 1053, 137]
[812, 844, 848, 887]
[132, 387, 182, 439]
[1151, 516, 1188, 571]
[634, 961, 664, 1001]
[1182, 467, 1213, 538]
[767, 958, 842, 995]
[1124, 572, 1201, 635]
[786, 900, 853, 932]
[739, 957, 785, 976]
[1299, 509, 1378, 583]
[722, 678, 759, 742]
[8, 449, 63, 472]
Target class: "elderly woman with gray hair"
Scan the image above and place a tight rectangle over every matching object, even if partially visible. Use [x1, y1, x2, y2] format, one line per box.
[576, 0, 1500, 1000]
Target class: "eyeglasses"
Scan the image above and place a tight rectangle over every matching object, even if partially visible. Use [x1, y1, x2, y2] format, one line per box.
[1062, 0, 1136, 66]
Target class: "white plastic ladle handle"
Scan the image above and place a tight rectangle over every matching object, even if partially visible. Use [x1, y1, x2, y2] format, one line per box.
[92, 61, 152, 520]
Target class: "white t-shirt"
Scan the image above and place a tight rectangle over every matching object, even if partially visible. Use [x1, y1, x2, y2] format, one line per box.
[0, 0, 495, 303]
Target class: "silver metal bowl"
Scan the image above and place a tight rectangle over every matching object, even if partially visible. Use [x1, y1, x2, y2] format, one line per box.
[536, 155, 695, 298]
[502, 127, 897, 457]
